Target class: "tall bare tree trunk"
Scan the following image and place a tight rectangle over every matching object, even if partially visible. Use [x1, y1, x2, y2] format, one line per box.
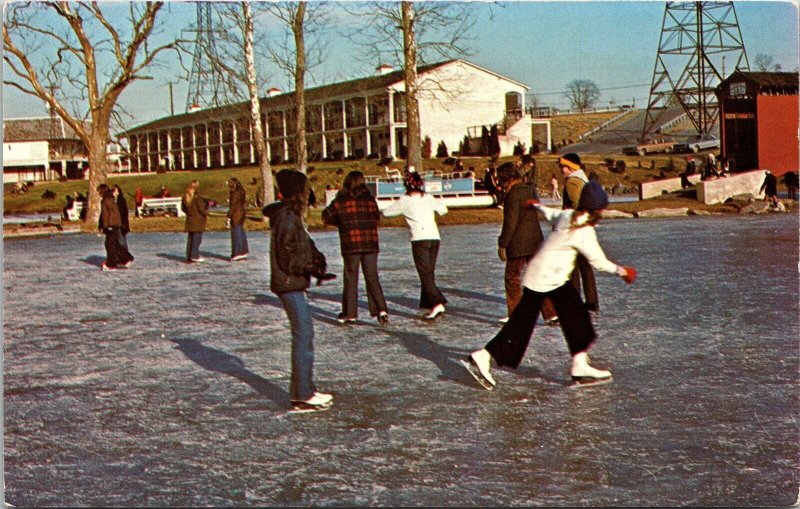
[401, 2, 422, 173]
[293, 3, 308, 174]
[241, 2, 274, 207]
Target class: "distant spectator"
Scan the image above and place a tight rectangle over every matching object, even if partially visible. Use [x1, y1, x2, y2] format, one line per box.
[159, 186, 171, 198]
[781, 171, 798, 201]
[680, 155, 697, 189]
[113, 185, 131, 252]
[701, 153, 719, 180]
[134, 187, 144, 218]
[550, 173, 561, 200]
[226, 177, 249, 261]
[63, 194, 75, 219]
[760, 170, 779, 206]
[181, 180, 209, 263]
[484, 165, 502, 207]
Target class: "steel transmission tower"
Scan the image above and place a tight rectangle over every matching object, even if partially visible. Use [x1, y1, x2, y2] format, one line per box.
[186, 3, 236, 111]
[642, 1, 750, 139]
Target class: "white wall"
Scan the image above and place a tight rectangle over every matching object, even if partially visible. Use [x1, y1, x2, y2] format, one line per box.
[399, 61, 527, 157]
[3, 141, 49, 167]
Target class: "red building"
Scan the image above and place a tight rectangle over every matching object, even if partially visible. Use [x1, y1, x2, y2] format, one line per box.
[716, 71, 799, 176]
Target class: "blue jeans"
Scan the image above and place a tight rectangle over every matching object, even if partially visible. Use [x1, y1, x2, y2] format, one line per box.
[186, 232, 203, 261]
[230, 224, 249, 258]
[278, 291, 316, 401]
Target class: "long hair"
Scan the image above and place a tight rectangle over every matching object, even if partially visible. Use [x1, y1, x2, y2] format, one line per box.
[342, 171, 367, 198]
[570, 209, 603, 228]
[404, 172, 425, 195]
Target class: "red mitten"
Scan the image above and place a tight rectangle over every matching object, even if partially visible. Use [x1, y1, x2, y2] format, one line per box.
[621, 266, 637, 284]
[523, 199, 540, 209]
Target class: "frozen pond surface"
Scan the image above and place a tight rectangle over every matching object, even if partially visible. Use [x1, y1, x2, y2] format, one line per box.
[3, 213, 798, 506]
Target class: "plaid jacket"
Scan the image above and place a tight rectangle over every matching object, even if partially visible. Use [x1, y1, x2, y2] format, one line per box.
[322, 187, 380, 254]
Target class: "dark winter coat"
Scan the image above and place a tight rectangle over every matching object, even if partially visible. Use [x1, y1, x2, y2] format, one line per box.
[761, 173, 778, 197]
[182, 194, 209, 232]
[99, 192, 122, 230]
[263, 201, 329, 295]
[498, 182, 545, 259]
[227, 185, 247, 227]
[116, 193, 130, 234]
[321, 187, 381, 254]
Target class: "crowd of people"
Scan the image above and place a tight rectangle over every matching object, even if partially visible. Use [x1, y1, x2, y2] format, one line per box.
[88, 150, 798, 412]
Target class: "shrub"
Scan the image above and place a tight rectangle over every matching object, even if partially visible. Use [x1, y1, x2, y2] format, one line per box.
[41, 189, 57, 200]
[611, 160, 626, 174]
[436, 141, 449, 158]
[422, 136, 432, 159]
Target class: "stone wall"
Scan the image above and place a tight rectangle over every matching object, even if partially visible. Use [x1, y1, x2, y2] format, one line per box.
[697, 170, 766, 205]
[639, 175, 701, 200]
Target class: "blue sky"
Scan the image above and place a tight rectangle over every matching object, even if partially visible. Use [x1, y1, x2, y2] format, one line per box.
[3, 1, 798, 128]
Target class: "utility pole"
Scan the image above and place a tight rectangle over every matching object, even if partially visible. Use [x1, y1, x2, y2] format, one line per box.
[169, 82, 175, 116]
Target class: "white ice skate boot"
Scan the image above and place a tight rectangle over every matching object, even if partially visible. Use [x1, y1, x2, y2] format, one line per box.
[570, 351, 612, 387]
[460, 348, 496, 390]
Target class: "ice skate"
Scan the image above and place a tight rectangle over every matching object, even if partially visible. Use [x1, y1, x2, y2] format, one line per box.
[460, 349, 496, 390]
[570, 352, 612, 388]
[424, 303, 445, 321]
[289, 392, 333, 413]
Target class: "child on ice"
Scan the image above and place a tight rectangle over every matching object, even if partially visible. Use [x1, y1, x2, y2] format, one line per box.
[463, 179, 637, 389]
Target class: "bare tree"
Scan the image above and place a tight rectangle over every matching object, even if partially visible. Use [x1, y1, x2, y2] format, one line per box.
[753, 53, 773, 72]
[344, 1, 476, 172]
[263, 2, 330, 175]
[564, 79, 600, 113]
[3, 2, 185, 222]
[210, 3, 275, 205]
[753, 53, 781, 72]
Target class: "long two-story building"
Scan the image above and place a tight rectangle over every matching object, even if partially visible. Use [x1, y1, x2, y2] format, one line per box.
[121, 59, 550, 172]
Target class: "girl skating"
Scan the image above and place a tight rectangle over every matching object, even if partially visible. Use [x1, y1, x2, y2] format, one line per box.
[462, 180, 637, 389]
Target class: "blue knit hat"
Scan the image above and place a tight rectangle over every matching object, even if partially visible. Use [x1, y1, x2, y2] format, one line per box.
[578, 180, 609, 211]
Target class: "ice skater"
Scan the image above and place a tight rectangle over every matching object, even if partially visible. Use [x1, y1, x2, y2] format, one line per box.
[226, 177, 249, 261]
[322, 171, 390, 326]
[181, 180, 209, 263]
[262, 169, 336, 413]
[382, 171, 449, 320]
[462, 180, 637, 389]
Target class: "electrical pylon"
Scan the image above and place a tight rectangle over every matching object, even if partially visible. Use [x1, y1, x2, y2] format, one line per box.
[642, 1, 750, 139]
[185, 3, 235, 111]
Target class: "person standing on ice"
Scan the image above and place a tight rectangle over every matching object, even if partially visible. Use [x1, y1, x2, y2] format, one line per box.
[262, 169, 336, 413]
[322, 170, 390, 326]
[462, 180, 637, 389]
[382, 171, 449, 321]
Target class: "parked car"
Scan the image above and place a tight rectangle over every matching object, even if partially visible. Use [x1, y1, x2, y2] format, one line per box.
[621, 136, 676, 156]
[672, 134, 720, 153]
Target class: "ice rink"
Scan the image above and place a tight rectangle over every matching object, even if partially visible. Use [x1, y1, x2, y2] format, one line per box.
[3, 213, 798, 506]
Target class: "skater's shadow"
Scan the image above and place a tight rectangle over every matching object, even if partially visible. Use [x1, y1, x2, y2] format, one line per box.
[440, 286, 505, 305]
[505, 364, 567, 387]
[200, 251, 229, 262]
[156, 253, 188, 263]
[81, 255, 106, 268]
[385, 329, 475, 387]
[311, 292, 419, 321]
[171, 339, 289, 407]
[253, 293, 341, 326]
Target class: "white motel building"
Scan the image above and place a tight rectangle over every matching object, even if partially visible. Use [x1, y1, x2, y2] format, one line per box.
[121, 59, 552, 172]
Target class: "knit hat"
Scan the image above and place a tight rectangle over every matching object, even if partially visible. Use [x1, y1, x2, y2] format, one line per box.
[276, 169, 307, 199]
[578, 180, 609, 211]
[559, 153, 582, 171]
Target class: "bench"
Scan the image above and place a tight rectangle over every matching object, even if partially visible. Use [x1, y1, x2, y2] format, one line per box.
[65, 201, 85, 221]
[138, 197, 185, 218]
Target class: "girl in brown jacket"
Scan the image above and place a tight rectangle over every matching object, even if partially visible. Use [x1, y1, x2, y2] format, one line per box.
[97, 184, 134, 270]
[181, 180, 209, 263]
